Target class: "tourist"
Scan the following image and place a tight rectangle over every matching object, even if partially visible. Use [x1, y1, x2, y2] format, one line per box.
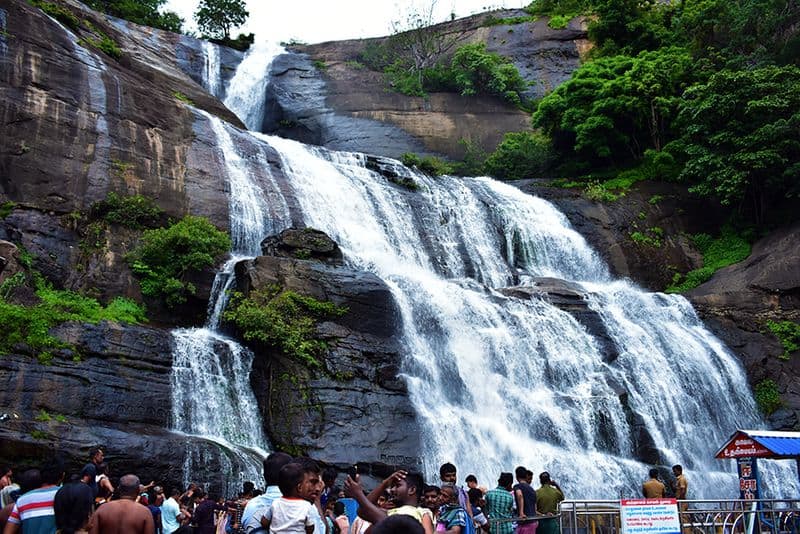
[485, 473, 515, 534]
[513, 466, 537, 534]
[148, 487, 164, 534]
[242, 453, 293, 533]
[54, 482, 94, 534]
[160, 488, 182, 534]
[421, 485, 441, 513]
[535, 473, 564, 534]
[89, 474, 154, 534]
[467, 488, 488, 532]
[672, 465, 688, 510]
[292, 458, 326, 534]
[371, 515, 424, 534]
[464, 476, 478, 493]
[80, 449, 104, 498]
[436, 485, 468, 534]
[0, 469, 11, 491]
[349, 492, 390, 534]
[5, 457, 64, 534]
[331, 501, 348, 534]
[95, 463, 114, 505]
[193, 491, 218, 534]
[642, 469, 665, 499]
[262, 462, 320, 533]
[1, 470, 40, 532]
[439, 464, 473, 519]
[319, 470, 337, 509]
[343, 470, 433, 534]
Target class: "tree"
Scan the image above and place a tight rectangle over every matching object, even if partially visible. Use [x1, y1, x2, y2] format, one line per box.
[533, 47, 695, 165]
[195, 0, 249, 40]
[668, 66, 800, 222]
[85, 0, 183, 32]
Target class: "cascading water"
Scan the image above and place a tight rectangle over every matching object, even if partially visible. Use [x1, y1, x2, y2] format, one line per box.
[251, 136, 798, 498]
[223, 39, 285, 131]
[169, 109, 295, 495]
[201, 41, 221, 98]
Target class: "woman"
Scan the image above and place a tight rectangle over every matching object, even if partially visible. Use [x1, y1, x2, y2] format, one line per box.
[55, 482, 94, 534]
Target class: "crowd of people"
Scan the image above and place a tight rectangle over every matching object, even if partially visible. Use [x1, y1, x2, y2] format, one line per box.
[0, 450, 689, 534]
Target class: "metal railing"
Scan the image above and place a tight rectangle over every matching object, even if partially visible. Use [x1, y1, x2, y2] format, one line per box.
[560, 499, 800, 534]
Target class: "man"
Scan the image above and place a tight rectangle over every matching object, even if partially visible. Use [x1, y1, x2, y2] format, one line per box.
[159, 488, 182, 534]
[484, 473, 514, 534]
[672, 465, 688, 510]
[513, 466, 537, 534]
[536, 472, 564, 534]
[439, 463, 473, 528]
[421, 485, 441, 513]
[80, 448, 104, 498]
[4, 458, 64, 534]
[90, 474, 154, 534]
[642, 469, 665, 499]
[320, 468, 338, 509]
[344, 470, 433, 534]
[241, 452, 293, 533]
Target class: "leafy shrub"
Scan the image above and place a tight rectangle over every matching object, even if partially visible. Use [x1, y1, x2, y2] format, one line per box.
[483, 131, 554, 180]
[754, 379, 782, 416]
[90, 192, 164, 229]
[400, 153, 454, 176]
[224, 286, 347, 368]
[127, 216, 230, 306]
[0, 274, 146, 361]
[765, 320, 800, 360]
[451, 43, 528, 105]
[28, 0, 80, 29]
[211, 32, 254, 51]
[483, 15, 536, 27]
[666, 228, 751, 292]
[0, 201, 16, 219]
[584, 181, 620, 202]
[629, 227, 662, 248]
[172, 91, 194, 105]
[84, 0, 183, 33]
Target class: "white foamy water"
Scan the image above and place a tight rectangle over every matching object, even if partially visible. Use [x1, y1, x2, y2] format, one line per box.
[223, 39, 284, 131]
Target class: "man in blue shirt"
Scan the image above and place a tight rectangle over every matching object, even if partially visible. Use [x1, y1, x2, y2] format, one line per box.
[241, 452, 293, 533]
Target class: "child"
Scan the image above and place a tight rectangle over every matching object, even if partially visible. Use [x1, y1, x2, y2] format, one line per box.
[263, 463, 321, 533]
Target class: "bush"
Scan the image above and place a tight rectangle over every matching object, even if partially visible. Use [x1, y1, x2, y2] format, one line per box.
[0, 274, 146, 361]
[765, 320, 800, 360]
[28, 0, 80, 30]
[754, 379, 782, 416]
[484, 131, 554, 180]
[666, 228, 751, 292]
[400, 153, 455, 176]
[84, 0, 183, 33]
[451, 43, 528, 105]
[127, 216, 230, 306]
[224, 286, 347, 368]
[90, 192, 164, 229]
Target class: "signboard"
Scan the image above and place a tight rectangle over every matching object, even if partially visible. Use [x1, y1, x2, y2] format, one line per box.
[716, 433, 772, 459]
[621, 499, 681, 534]
[737, 457, 760, 500]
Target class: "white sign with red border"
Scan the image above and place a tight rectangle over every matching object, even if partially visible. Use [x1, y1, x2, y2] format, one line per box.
[620, 499, 681, 534]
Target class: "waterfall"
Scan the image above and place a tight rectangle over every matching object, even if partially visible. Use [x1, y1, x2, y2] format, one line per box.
[251, 136, 798, 499]
[223, 39, 285, 131]
[169, 110, 294, 495]
[202, 41, 221, 98]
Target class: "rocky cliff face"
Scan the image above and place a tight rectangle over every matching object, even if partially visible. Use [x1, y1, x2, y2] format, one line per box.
[264, 11, 590, 160]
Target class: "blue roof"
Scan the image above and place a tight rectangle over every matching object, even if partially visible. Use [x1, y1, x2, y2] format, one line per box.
[746, 430, 800, 458]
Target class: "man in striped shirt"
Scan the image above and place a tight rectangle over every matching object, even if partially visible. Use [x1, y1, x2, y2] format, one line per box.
[4, 458, 64, 534]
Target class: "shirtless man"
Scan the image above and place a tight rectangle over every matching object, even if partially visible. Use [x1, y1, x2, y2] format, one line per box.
[89, 474, 155, 534]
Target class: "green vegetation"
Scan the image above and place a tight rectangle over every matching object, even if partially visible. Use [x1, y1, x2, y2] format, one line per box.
[28, 0, 80, 29]
[80, 32, 121, 59]
[629, 227, 663, 248]
[84, 0, 183, 33]
[450, 43, 529, 106]
[666, 228, 751, 293]
[89, 192, 164, 229]
[312, 59, 327, 71]
[400, 153, 454, 176]
[0, 201, 16, 219]
[483, 131, 554, 180]
[127, 215, 230, 306]
[172, 91, 194, 105]
[195, 0, 248, 40]
[754, 379, 782, 416]
[0, 269, 146, 363]
[765, 320, 800, 360]
[224, 286, 347, 368]
[30, 430, 48, 440]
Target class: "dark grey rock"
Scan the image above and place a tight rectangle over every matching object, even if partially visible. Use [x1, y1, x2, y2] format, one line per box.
[261, 228, 344, 264]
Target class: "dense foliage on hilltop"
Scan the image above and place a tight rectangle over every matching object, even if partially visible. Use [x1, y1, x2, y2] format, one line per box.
[514, 0, 800, 227]
[83, 0, 183, 33]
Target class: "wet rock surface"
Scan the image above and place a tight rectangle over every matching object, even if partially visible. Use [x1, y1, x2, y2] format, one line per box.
[234, 234, 421, 474]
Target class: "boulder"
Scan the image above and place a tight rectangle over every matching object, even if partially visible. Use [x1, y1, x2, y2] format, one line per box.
[233, 239, 421, 474]
[261, 228, 344, 264]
